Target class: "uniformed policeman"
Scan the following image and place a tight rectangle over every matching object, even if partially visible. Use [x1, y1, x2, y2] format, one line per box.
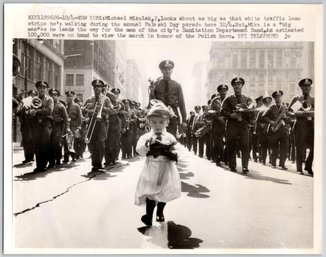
[48, 88, 69, 167]
[149, 60, 187, 137]
[262, 91, 290, 170]
[256, 96, 272, 165]
[74, 97, 87, 159]
[191, 105, 201, 154]
[288, 78, 314, 176]
[186, 111, 196, 151]
[217, 84, 229, 103]
[251, 96, 264, 162]
[120, 99, 136, 159]
[84, 79, 113, 171]
[16, 89, 38, 164]
[221, 77, 253, 173]
[63, 91, 82, 163]
[30, 81, 54, 172]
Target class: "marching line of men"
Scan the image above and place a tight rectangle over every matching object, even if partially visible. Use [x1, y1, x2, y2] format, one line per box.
[15, 79, 150, 173]
[183, 77, 314, 176]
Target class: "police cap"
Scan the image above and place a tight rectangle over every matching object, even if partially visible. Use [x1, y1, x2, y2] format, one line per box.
[299, 78, 313, 87]
[255, 96, 263, 102]
[231, 77, 245, 86]
[74, 97, 83, 104]
[159, 60, 174, 70]
[35, 80, 49, 88]
[27, 90, 38, 97]
[49, 88, 60, 96]
[217, 84, 229, 92]
[91, 79, 105, 87]
[262, 96, 272, 104]
[111, 88, 121, 94]
[194, 105, 201, 110]
[65, 91, 75, 97]
[272, 90, 283, 98]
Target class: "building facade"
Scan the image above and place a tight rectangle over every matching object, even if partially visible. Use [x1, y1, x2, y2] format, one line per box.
[13, 38, 64, 142]
[126, 59, 141, 102]
[207, 42, 314, 102]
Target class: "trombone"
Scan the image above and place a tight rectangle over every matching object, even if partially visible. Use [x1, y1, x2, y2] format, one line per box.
[84, 98, 105, 144]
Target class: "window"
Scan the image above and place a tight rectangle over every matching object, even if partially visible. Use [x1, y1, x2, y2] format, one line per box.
[249, 50, 256, 68]
[66, 74, 74, 86]
[76, 74, 84, 86]
[232, 51, 238, 68]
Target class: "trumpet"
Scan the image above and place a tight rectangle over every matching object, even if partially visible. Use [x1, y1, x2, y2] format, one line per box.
[85, 97, 105, 144]
[302, 100, 313, 112]
[235, 98, 255, 113]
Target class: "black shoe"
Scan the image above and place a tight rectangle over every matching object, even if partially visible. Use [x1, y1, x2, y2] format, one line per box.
[242, 168, 249, 174]
[156, 215, 165, 222]
[47, 164, 55, 169]
[304, 168, 314, 176]
[230, 168, 237, 172]
[297, 170, 304, 175]
[56, 160, 61, 166]
[280, 165, 288, 170]
[91, 166, 99, 172]
[22, 159, 31, 164]
[141, 215, 152, 227]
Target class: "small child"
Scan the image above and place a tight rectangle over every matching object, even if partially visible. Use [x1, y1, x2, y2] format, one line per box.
[135, 103, 182, 227]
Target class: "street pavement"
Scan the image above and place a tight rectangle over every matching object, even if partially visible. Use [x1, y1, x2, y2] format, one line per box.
[11, 146, 313, 252]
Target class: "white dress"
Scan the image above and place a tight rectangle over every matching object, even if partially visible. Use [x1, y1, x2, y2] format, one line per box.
[135, 129, 182, 205]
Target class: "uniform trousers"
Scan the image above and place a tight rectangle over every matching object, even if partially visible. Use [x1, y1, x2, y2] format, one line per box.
[294, 121, 314, 172]
[21, 120, 34, 162]
[88, 121, 107, 168]
[32, 120, 52, 171]
[211, 122, 224, 164]
[268, 128, 289, 167]
[121, 129, 133, 158]
[258, 132, 269, 164]
[49, 122, 64, 166]
[226, 122, 249, 170]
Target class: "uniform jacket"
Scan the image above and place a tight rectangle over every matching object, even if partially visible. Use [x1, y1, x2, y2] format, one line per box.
[52, 101, 69, 134]
[35, 94, 54, 121]
[151, 78, 186, 122]
[67, 102, 82, 131]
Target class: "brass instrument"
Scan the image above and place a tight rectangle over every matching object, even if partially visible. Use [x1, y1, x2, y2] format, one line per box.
[63, 129, 75, 153]
[18, 96, 42, 115]
[13, 54, 21, 78]
[235, 98, 255, 113]
[268, 104, 287, 133]
[85, 97, 105, 144]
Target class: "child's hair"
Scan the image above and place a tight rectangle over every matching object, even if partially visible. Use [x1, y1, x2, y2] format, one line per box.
[147, 103, 171, 119]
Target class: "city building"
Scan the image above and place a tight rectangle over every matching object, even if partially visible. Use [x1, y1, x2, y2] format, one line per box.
[126, 59, 141, 103]
[192, 62, 208, 108]
[13, 38, 64, 142]
[207, 42, 314, 102]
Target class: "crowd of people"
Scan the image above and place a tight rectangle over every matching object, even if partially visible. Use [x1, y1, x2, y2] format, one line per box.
[13, 59, 314, 178]
[178, 78, 314, 176]
[14, 79, 152, 173]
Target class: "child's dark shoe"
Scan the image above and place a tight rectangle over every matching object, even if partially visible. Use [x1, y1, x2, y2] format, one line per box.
[141, 215, 152, 227]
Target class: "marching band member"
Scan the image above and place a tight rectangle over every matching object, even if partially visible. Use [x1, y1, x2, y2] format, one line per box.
[256, 96, 273, 165]
[30, 81, 54, 172]
[63, 91, 82, 163]
[16, 89, 38, 164]
[84, 79, 112, 172]
[149, 60, 187, 137]
[288, 78, 314, 176]
[251, 96, 264, 162]
[221, 77, 253, 173]
[217, 85, 229, 165]
[48, 88, 68, 168]
[74, 97, 87, 159]
[262, 91, 290, 170]
[191, 105, 201, 155]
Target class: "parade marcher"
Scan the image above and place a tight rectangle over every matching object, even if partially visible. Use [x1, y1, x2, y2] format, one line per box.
[195, 105, 212, 159]
[262, 91, 290, 170]
[149, 60, 187, 137]
[256, 96, 273, 165]
[191, 105, 201, 155]
[120, 99, 136, 159]
[217, 84, 229, 103]
[217, 84, 229, 164]
[16, 89, 38, 164]
[186, 111, 196, 151]
[130, 100, 141, 157]
[209, 93, 225, 166]
[48, 88, 69, 168]
[135, 103, 182, 227]
[74, 97, 87, 159]
[104, 88, 123, 165]
[288, 78, 314, 176]
[30, 81, 54, 172]
[221, 77, 253, 173]
[84, 79, 113, 171]
[251, 96, 264, 162]
[63, 91, 82, 163]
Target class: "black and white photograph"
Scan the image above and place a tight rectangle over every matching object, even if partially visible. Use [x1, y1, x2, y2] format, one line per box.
[4, 3, 323, 254]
